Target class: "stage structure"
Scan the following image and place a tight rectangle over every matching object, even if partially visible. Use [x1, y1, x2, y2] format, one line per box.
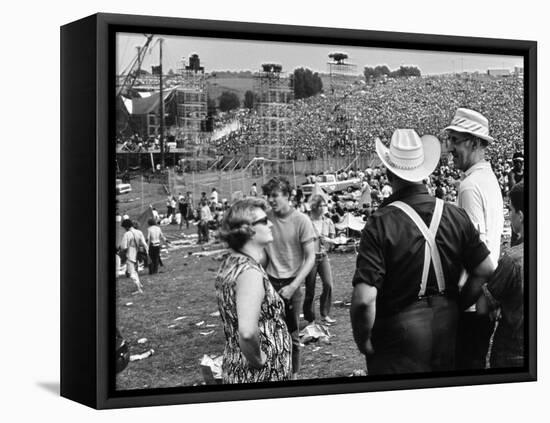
[175, 54, 208, 150]
[327, 52, 357, 93]
[250, 63, 293, 161]
[326, 52, 361, 162]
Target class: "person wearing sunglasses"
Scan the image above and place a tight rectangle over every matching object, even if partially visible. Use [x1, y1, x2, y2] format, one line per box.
[215, 198, 291, 383]
[443, 108, 504, 370]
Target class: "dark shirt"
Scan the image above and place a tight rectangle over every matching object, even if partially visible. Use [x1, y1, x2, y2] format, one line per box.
[352, 184, 490, 317]
[484, 243, 524, 367]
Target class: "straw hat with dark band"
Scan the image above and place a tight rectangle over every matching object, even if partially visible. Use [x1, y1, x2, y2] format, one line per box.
[444, 108, 494, 143]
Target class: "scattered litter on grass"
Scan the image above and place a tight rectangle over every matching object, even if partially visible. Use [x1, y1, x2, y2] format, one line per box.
[174, 316, 187, 321]
[344, 302, 351, 307]
[205, 324, 217, 328]
[213, 252, 230, 261]
[193, 249, 228, 258]
[168, 324, 177, 329]
[199, 330, 214, 336]
[299, 323, 331, 344]
[200, 355, 223, 384]
[319, 337, 331, 345]
[349, 369, 367, 377]
[209, 311, 220, 317]
[125, 302, 133, 306]
[312, 346, 321, 352]
[333, 300, 344, 306]
[195, 321, 205, 327]
[137, 338, 148, 344]
[129, 349, 154, 362]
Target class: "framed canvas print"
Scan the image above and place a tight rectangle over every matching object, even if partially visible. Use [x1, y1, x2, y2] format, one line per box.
[60, 12, 537, 409]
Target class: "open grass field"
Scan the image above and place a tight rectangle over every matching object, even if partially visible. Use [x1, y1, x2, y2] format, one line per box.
[115, 177, 512, 390]
[115, 224, 365, 389]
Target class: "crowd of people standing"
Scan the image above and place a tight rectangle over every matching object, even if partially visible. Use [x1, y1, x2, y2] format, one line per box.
[212, 107, 525, 383]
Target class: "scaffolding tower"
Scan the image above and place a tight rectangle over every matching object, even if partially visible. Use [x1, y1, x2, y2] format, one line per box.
[175, 54, 208, 149]
[327, 52, 358, 93]
[251, 63, 293, 160]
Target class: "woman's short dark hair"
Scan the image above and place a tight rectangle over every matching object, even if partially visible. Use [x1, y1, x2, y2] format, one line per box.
[147, 218, 156, 226]
[121, 219, 133, 229]
[219, 198, 268, 251]
[262, 176, 291, 197]
[510, 181, 525, 214]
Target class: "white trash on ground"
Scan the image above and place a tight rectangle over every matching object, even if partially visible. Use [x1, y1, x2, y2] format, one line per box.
[129, 349, 154, 362]
[200, 355, 223, 384]
[299, 323, 331, 344]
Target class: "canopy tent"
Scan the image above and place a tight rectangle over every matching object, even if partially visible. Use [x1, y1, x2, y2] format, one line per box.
[121, 89, 175, 115]
[307, 182, 330, 204]
[334, 212, 366, 232]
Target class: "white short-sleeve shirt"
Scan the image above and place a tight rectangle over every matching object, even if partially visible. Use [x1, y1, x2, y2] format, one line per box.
[458, 161, 504, 267]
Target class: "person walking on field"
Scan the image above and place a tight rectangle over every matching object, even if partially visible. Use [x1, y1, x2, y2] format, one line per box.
[146, 217, 166, 275]
[262, 177, 316, 379]
[120, 219, 148, 294]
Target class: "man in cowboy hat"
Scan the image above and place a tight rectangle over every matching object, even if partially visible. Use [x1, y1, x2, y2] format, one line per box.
[443, 108, 504, 370]
[350, 129, 495, 375]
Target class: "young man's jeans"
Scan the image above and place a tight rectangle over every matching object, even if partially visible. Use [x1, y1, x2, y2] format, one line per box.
[148, 244, 161, 274]
[268, 276, 303, 374]
[303, 253, 333, 322]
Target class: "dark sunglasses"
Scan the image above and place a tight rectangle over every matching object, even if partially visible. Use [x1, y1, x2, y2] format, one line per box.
[447, 134, 470, 145]
[251, 216, 269, 226]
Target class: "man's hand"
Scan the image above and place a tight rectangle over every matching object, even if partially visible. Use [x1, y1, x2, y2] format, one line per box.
[278, 284, 297, 301]
[358, 338, 375, 356]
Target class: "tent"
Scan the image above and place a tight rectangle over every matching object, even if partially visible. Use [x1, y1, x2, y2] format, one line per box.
[307, 182, 330, 204]
[121, 89, 175, 115]
[334, 213, 366, 232]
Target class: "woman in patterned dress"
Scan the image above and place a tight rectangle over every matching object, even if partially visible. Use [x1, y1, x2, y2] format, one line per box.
[216, 198, 292, 383]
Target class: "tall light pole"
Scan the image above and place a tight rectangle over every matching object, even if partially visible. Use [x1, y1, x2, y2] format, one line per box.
[159, 38, 165, 169]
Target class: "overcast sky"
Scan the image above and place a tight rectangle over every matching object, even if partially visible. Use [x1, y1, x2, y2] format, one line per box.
[117, 32, 523, 76]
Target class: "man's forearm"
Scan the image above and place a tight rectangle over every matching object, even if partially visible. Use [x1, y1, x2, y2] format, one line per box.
[460, 275, 486, 310]
[350, 302, 376, 354]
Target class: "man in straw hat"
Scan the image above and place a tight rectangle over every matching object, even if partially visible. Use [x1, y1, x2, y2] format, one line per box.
[350, 129, 495, 375]
[443, 108, 504, 370]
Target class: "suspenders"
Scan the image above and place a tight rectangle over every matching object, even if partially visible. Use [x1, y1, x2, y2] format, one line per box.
[389, 198, 445, 297]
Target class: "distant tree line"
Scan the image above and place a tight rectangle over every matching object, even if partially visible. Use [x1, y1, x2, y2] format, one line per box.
[218, 91, 240, 112]
[364, 65, 421, 80]
[292, 67, 323, 99]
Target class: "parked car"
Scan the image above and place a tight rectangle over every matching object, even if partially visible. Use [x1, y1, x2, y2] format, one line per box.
[116, 178, 132, 195]
[301, 174, 361, 196]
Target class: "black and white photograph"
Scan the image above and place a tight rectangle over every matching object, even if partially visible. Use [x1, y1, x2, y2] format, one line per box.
[5, 0, 549, 420]
[113, 30, 529, 390]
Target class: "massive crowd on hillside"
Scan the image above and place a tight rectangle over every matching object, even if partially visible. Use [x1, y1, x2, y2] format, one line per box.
[117, 75, 526, 384]
[214, 75, 523, 162]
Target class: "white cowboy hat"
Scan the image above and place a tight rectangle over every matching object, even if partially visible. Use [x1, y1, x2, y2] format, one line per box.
[375, 129, 441, 182]
[444, 108, 494, 143]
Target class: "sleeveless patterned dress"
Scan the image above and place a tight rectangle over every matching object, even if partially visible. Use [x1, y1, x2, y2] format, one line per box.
[215, 253, 292, 383]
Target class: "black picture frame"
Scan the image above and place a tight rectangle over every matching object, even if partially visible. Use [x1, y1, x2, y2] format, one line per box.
[61, 12, 537, 409]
